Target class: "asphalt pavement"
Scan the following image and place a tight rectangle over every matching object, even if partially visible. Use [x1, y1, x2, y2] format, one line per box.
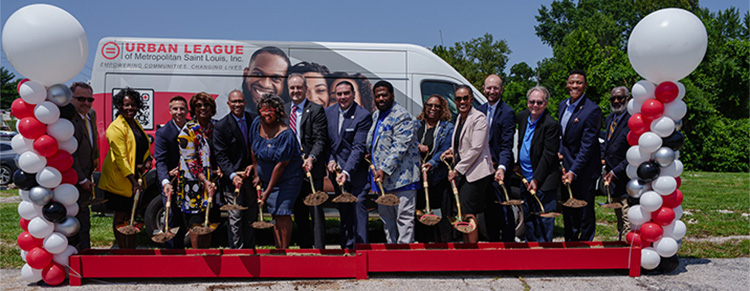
[1, 257, 747, 290]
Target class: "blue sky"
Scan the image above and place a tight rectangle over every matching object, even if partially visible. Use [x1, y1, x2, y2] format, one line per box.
[1, 0, 747, 84]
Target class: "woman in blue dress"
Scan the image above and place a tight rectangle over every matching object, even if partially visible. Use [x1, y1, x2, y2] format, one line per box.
[250, 95, 303, 249]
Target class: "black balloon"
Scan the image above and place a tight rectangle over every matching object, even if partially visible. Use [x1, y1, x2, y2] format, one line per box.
[662, 131, 685, 151]
[655, 255, 680, 273]
[637, 161, 660, 182]
[13, 169, 38, 190]
[58, 103, 77, 120]
[42, 201, 68, 223]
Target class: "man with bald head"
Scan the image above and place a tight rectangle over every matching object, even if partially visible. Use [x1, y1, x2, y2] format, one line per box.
[477, 74, 517, 242]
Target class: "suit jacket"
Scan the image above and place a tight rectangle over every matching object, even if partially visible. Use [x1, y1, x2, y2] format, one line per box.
[71, 110, 99, 183]
[517, 110, 561, 192]
[558, 95, 602, 180]
[284, 100, 328, 180]
[98, 115, 151, 197]
[452, 107, 494, 183]
[326, 103, 372, 188]
[417, 120, 454, 183]
[602, 111, 631, 197]
[213, 111, 255, 191]
[154, 119, 182, 189]
[477, 100, 516, 171]
[366, 103, 421, 191]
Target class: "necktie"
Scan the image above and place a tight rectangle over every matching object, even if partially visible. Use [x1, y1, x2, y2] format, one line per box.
[238, 118, 248, 145]
[338, 110, 345, 135]
[608, 116, 618, 140]
[84, 115, 93, 147]
[488, 106, 494, 125]
[290, 105, 298, 136]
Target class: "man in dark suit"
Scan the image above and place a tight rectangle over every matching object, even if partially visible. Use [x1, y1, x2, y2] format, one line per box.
[69, 82, 99, 251]
[154, 95, 188, 248]
[213, 90, 258, 249]
[602, 86, 632, 241]
[285, 73, 328, 249]
[516, 86, 560, 242]
[326, 81, 373, 249]
[476, 74, 517, 242]
[558, 69, 602, 242]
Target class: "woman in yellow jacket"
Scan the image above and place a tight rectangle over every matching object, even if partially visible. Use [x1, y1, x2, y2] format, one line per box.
[98, 88, 152, 248]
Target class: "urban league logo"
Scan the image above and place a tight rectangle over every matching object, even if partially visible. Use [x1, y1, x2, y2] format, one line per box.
[101, 42, 120, 60]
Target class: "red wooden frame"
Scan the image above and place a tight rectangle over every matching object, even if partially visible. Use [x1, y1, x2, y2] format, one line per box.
[68, 242, 640, 286]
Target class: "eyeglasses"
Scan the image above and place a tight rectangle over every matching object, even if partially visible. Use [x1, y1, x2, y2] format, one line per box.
[455, 95, 471, 102]
[74, 96, 95, 103]
[609, 95, 627, 101]
[259, 108, 276, 113]
[425, 103, 442, 109]
[195, 103, 210, 108]
[528, 100, 545, 106]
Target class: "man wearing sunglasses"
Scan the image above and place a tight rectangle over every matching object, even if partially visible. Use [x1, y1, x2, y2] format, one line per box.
[477, 74, 517, 242]
[68, 82, 99, 251]
[601, 86, 632, 241]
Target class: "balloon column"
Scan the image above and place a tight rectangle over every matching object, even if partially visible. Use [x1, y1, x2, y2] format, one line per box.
[625, 8, 706, 270]
[4, 4, 89, 286]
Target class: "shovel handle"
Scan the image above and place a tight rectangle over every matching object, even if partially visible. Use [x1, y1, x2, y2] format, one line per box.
[128, 178, 143, 226]
[306, 171, 317, 192]
[422, 168, 431, 212]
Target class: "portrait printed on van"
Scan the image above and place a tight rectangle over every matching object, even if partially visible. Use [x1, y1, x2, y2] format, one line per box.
[241, 46, 291, 114]
[327, 72, 375, 113]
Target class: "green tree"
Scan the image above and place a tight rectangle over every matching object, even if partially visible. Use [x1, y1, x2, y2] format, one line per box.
[1, 67, 20, 109]
[432, 33, 511, 89]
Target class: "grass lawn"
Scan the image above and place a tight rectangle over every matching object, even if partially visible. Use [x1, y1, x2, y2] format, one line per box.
[1, 170, 748, 268]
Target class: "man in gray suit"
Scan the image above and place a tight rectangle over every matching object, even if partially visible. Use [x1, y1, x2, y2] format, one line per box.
[69, 82, 99, 251]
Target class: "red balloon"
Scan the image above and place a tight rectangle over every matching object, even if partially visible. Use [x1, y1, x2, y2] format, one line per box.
[641, 99, 665, 120]
[628, 113, 650, 135]
[61, 168, 79, 185]
[625, 231, 650, 248]
[652, 207, 676, 226]
[17, 117, 47, 140]
[47, 150, 74, 172]
[627, 131, 641, 146]
[20, 218, 30, 231]
[42, 262, 67, 286]
[655, 81, 679, 103]
[11, 98, 36, 119]
[17, 231, 43, 251]
[26, 247, 53, 269]
[662, 190, 684, 208]
[675, 176, 682, 189]
[640, 222, 664, 243]
[33, 135, 59, 157]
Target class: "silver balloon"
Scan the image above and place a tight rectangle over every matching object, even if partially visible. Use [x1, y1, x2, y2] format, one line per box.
[674, 119, 683, 131]
[626, 179, 646, 198]
[46, 84, 73, 107]
[54, 216, 80, 237]
[28, 186, 53, 206]
[14, 154, 21, 169]
[653, 147, 676, 167]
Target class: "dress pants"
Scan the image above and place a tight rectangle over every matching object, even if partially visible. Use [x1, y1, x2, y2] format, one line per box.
[160, 192, 185, 249]
[336, 181, 369, 249]
[378, 189, 416, 244]
[481, 181, 517, 242]
[68, 184, 91, 250]
[414, 179, 452, 243]
[562, 178, 596, 241]
[521, 188, 556, 242]
[225, 178, 258, 249]
[293, 177, 326, 249]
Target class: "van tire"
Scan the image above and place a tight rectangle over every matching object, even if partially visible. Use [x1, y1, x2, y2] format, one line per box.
[144, 195, 165, 246]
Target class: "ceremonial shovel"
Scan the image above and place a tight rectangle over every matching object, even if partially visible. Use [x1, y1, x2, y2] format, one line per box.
[251, 185, 274, 229]
[117, 177, 144, 235]
[303, 171, 328, 206]
[331, 165, 358, 203]
[416, 167, 441, 226]
[442, 157, 475, 234]
[601, 181, 622, 209]
[219, 172, 249, 211]
[191, 187, 218, 236]
[520, 176, 561, 218]
[497, 179, 523, 206]
[365, 157, 400, 206]
[559, 160, 588, 208]
[152, 175, 181, 243]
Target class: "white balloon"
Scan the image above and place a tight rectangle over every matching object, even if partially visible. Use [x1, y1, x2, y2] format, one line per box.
[631, 80, 656, 104]
[46, 118, 75, 142]
[43, 232, 69, 254]
[21, 250, 28, 262]
[661, 160, 684, 177]
[640, 191, 663, 212]
[639, 132, 663, 154]
[673, 205, 683, 220]
[630, 222, 642, 231]
[33, 101, 61, 124]
[1, 4, 89, 86]
[626, 146, 648, 166]
[628, 205, 652, 226]
[18, 151, 47, 174]
[19, 189, 31, 202]
[27, 216, 54, 239]
[66, 202, 80, 217]
[628, 8, 708, 83]
[664, 100, 687, 120]
[53, 245, 78, 267]
[627, 99, 643, 115]
[18, 80, 47, 104]
[36, 167, 62, 188]
[653, 176, 677, 195]
[53, 184, 79, 206]
[641, 247, 661, 270]
[650, 117, 675, 138]
[626, 164, 637, 180]
[654, 237, 679, 257]
[663, 220, 687, 240]
[675, 82, 686, 101]
[21, 263, 42, 283]
[11, 134, 34, 154]
[58, 136, 78, 154]
[18, 200, 41, 220]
